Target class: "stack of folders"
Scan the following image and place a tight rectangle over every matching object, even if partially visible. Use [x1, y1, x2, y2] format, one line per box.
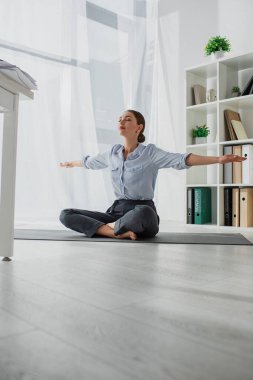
[224, 187, 253, 227]
[223, 144, 253, 184]
[187, 187, 212, 224]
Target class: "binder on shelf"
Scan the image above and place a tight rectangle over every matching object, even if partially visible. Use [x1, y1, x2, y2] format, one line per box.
[231, 120, 248, 140]
[223, 145, 233, 184]
[194, 187, 212, 224]
[240, 188, 253, 227]
[242, 144, 253, 184]
[241, 75, 253, 96]
[193, 84, 206, 105]
[224, 188, 232, 226]
[232, 188, 240, 227]
[232, 145, 242, 184]
[224, 110, 241, 140]
[187, 188, 194, 224]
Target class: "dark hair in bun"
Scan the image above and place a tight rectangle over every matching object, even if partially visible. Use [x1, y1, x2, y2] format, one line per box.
[126, 109, 145, 143]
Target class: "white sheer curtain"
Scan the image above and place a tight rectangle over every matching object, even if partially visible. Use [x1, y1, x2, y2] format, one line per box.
[118, 0, 158, 140]
[0, 0, 108, 225]
[0, 0, 162, 227]
[150, 11, 187, 222]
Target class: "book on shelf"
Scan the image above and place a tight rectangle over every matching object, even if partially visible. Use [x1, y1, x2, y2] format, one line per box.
[231, 120, 248, 140]
[232, 145, 242, 184]
[232, 188, 240, 227]
[242, 144, 253, 183]
[223, 144, 253, 184]
[223, 187, 253, 227]
[194, 187, 212, 224]
[224, 188, 232, 226]
[187, 188, 194, 224]
[224, 110, 241, 140]
[241, 75, 253, 96]
[193, 84, 206, 105]
[223, 145, 233, 184]
[240, 188, 253, 227]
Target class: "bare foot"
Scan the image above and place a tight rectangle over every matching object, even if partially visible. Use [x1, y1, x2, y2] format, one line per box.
[107, 222, 115, 229]
[96, 224, 137, 240]
[116, 231, 137, 240]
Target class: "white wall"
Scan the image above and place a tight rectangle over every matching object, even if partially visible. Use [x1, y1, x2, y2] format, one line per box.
[157, 0, 253, 222]
[218, 0, 253, 55]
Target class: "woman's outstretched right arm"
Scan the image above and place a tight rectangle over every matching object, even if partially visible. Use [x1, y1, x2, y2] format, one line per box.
[60, 149, 111, 169]
[60, 161, 83, 168]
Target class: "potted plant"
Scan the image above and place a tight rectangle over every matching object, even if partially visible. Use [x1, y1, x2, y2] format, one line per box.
[231, 86, 241, 97]
[192, 124, 210, 144]
[204, 36, 231, 60]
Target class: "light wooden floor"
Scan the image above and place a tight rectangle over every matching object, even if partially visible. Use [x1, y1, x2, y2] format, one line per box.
[1, 223, 253, 380]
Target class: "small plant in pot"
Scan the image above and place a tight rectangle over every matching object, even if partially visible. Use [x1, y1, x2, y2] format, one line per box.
[192, 124, 210, 144]
[204, 36, 231, 60]
[231, 86, 241, 97]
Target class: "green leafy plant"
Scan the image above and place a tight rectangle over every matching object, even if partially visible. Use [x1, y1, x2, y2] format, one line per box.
[204, 36, 231, 56]
[231, 86, 241, 94]
[192, 124, 210, 138]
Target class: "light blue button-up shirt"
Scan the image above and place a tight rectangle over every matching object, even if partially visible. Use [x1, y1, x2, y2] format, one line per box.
[82, 143, 191, 200]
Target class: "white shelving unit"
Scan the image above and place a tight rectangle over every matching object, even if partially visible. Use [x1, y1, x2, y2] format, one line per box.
[185, 51, 253, 231]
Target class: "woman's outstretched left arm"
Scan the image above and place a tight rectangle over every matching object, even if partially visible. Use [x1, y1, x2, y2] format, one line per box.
[186, 153, 247, 166]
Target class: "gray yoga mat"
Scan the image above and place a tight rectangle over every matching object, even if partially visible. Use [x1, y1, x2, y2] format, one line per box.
[14, 229, 253, 245]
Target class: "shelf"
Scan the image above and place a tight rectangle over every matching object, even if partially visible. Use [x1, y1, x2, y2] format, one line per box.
[186, 223, 218, 227]
[187, 184, 253, 187]
[186, 51, 253, 72]
[186, 184, 218, 187]
[186, 224, 253, 231]
[219, 184, 253, 187]
[219, 226, 253, 231]
[186, 102, 217, 111]
[219, 139, 253, 145]
[186, 95, 253, 111]
[187, 142, 217, 148]
[219, 51, 253, 71]
[219, 94, 253, 108]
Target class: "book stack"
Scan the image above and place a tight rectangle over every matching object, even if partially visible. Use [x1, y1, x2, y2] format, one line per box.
[224, 110, 249, 141]
[223, 144, 253, 184]
[187, 187, 212, 224]
[224, 187, 253, 227]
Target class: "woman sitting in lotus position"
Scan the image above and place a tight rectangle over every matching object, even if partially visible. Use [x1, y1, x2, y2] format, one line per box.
[59, 109, 246, 240]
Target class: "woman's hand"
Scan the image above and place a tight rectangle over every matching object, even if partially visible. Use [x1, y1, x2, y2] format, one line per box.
[60, 161, 83, 168]
[218, 154, 247, 164]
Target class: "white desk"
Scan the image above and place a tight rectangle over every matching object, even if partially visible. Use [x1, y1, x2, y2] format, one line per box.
[0, 72, 34, 261]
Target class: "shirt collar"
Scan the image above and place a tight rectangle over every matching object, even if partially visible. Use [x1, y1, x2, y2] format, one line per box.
[119, 143, 144, 159]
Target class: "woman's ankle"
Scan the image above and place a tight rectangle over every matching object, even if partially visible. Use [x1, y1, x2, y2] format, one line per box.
[96, 224, 116, 238]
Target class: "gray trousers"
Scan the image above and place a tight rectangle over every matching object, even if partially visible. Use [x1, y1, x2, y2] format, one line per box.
[59, 199, 160, 238]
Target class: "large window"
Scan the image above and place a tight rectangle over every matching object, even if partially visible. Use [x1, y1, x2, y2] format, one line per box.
[0, 0, 157, 224]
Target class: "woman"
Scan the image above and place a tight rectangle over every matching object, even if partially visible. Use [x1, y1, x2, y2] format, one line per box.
[59, 109, 246, 240]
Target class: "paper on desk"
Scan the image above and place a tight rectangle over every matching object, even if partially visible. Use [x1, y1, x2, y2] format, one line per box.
[0, 59, 37, 90]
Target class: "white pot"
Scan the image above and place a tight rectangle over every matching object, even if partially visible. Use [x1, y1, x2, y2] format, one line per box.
[231, 92, 240, 97]
[211, 51, 225, 60]
[193, 137, 207, 144]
